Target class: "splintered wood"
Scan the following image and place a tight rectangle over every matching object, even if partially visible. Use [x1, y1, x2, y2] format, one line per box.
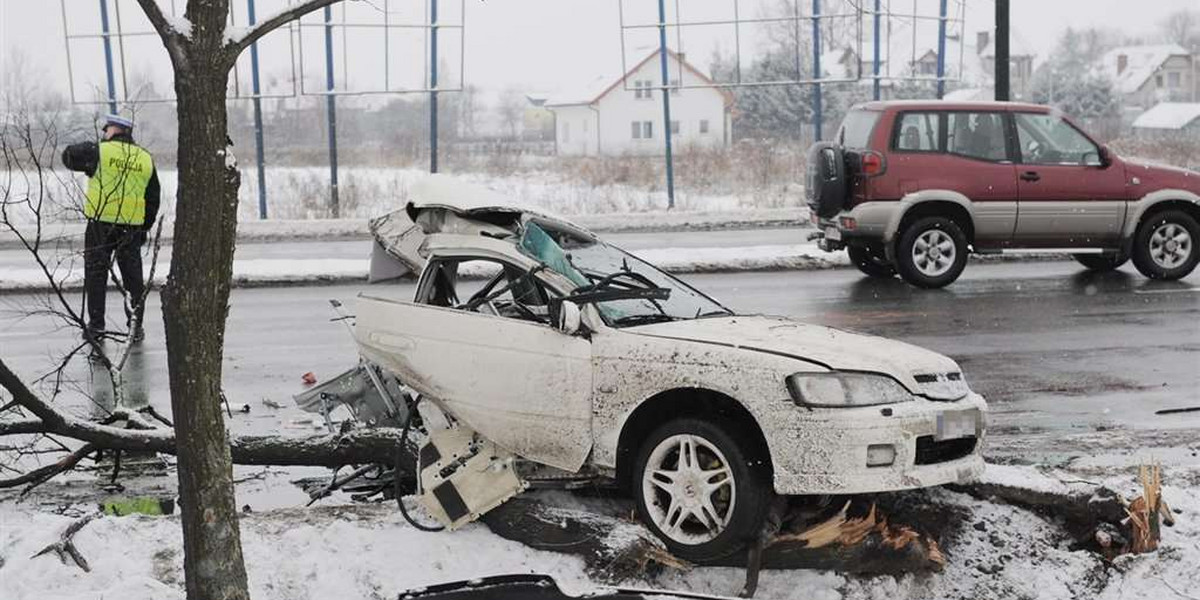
[1121, 464, 1175, 555]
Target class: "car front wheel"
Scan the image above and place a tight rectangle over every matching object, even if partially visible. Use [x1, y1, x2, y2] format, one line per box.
[1132, 210, 1199, 280]
[895, 216, 969, 288]
[848, 245, 896, 278]
[1073, 252, 1128, 272]
[633, 418, 772, 563]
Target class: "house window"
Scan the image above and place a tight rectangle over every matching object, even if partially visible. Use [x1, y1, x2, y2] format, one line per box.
[670, 120, 680, 135]
[1168, 71, 1182, 89]
[699, 119, 710, 134]
[563, 121, 570, 143]
[582, 119, 588, 133]
[1156, 74, 1164, 88]
[632, 121, 642, 139]
[632, 121, 654, 140]
[634, 80, 654, 100]
[669, 78, 681, 96]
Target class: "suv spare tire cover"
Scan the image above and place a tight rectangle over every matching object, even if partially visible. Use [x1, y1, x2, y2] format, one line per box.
[806, 141, 848, 219]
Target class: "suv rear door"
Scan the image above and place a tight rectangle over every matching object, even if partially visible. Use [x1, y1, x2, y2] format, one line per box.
[1011, 112, 1128, 246]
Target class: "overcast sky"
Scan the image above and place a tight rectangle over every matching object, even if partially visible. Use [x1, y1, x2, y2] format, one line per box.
[1, 0, 1195, 105]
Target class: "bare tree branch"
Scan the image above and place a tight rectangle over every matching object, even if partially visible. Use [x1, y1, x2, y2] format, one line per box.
[227, 0, 343, 56]
[133, 0, 181, 48]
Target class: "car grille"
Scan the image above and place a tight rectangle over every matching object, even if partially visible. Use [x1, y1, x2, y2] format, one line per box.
[914, 435, 977, 465]
[912, 372, 969, 401]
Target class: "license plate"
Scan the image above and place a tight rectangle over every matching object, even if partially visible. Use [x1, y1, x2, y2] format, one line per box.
[936, 410, 979, 441]
[824, 226, 842, 242]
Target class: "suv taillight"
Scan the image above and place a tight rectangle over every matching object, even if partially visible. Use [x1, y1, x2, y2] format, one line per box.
[861, 151, 886, 177]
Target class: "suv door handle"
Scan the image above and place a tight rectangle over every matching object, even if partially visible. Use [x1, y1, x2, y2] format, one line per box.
[1020, 171, 1041, 182]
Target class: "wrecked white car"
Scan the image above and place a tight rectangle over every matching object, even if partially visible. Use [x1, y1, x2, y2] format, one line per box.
[312, 176, 987, 562]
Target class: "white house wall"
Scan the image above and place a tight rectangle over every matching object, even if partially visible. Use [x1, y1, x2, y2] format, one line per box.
[596, 59, 728, 156]
[552, 105, 599, 156]
[550, 54, 730, 157]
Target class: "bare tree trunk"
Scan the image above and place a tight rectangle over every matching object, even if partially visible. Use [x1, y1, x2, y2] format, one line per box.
[159, 2, 248, 598]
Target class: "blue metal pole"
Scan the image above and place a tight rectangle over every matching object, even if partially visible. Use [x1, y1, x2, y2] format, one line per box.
[248, 0, 268, 219]
[936, 0, 948, 99]
[656, 0, 675, 209]
[324, 6, 340, 217]
[98, 0, 118, 114]
[812, 0, 822, 141]
[430, 0, 438, 174]
[873, 0, 881, 100]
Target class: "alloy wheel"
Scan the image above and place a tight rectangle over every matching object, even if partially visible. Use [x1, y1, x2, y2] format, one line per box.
[911, 229, 956, 277]
[641, 434, 737, 545]
[1149, 223, 1192, 270]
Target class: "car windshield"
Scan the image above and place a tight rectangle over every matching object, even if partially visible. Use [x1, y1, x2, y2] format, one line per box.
[518, 222, 732, 327]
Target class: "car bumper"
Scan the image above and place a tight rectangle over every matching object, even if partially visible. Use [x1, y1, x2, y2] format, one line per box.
[767, 393, 988, 496]
[814, 201, 900, 250]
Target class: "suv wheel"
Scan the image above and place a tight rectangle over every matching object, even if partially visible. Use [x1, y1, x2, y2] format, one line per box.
[1073, 252, 1128, 272]
[848, 245, 895, 278]
[1132, 210, 1199, 280]
[895, 216, 969, 288]
[633, 418, 771, 563]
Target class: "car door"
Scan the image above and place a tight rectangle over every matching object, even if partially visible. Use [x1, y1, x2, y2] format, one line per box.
[1012, 112, 1128, 247]
[353, 259, 594, 473]
[886, 111, 1019, 248]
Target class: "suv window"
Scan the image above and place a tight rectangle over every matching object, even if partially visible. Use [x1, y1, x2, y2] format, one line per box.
[838, 109, 881, 148]
[946, 112, 1008, 162]
[1014, 112, 1100, 166]
[894, 112, 941, 151]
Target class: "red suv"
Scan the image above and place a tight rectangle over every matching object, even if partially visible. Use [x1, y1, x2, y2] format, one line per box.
[807, 100, 1200, 288]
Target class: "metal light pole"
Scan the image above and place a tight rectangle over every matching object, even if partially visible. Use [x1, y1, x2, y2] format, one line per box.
[248, 0, 268, 219]
[936, 0, 948, 99]
[995, 0, 1011, 101]
[812, 0, 822, 141]
[873, 0, 882, 101]
[324, 5, 340, 217]
[98, 0, 118, 114]
[656, 0, 676, 209]
[430, 0, 439, 174]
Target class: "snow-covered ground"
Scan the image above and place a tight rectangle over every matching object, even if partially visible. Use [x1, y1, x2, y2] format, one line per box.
[1, 165, 806, 228]
[2, 453, 1197, 600]
[0, 243, 846, 292]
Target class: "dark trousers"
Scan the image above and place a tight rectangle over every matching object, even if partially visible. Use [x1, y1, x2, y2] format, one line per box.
[84, 220, 145, 332]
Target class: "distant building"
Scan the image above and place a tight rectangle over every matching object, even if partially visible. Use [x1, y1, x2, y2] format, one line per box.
[523, 93, 556, 141]
[822, 30, 1036, 101]
[1131, 102, 1200, 138]
[1100, 44, 1197, 110]
[545, 49, 733, 156]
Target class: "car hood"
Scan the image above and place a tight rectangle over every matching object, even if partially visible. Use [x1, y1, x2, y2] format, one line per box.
[629, 315, 967, 398]
[1122, 158, 1200, 194]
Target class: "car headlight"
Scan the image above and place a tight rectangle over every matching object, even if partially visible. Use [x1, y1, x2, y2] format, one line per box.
[786, 372, 913, 408]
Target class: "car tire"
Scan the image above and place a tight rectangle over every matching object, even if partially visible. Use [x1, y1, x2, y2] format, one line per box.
[895, 216, 969, 288]
[805, 142, 848, 219]
[848, 245, 896, 278]
[632, 418, 772, 563]
[1072, 252, 1128, 272]
[1131, 210, 1200, 280]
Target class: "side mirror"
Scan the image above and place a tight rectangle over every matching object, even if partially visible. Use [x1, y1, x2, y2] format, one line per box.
[1098, 145, 1113, 168]
[556, 301, 583, 336]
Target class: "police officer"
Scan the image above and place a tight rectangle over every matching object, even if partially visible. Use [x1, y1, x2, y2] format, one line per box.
[62, 114, 161, 343]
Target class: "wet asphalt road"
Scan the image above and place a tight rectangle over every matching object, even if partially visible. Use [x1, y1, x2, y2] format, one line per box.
[2, 259, 1197, 451]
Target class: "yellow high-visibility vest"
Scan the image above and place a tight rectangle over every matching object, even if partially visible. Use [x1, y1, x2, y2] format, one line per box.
[85, 141, 154, 226]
